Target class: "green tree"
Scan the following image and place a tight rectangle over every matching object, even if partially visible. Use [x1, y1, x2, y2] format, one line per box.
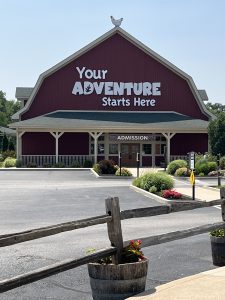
[208, 113, 225, 156]
[0, 90, 21, 127]
[206, 102, 225, 116]
[2, 134, 9, 152]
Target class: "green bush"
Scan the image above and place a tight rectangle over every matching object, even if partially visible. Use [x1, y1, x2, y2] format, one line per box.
[132, 177, 142, 188]
[27, 162, 37, 168]
[198, 172, 205, 177]
[2, 150, 16, 160]
[175, 167, 190, 177]
[115, 168, 132, 176]
[16, 159, 22, 168]
[167, 160, 187, 175]
[54, 162, 65, 168]
[70, 161, 81, 168]
[93, 163, 101, 174]
[83, 160, 93, 168]
[43, 163, 52, 168]
[220, 156, 225, 170]
[0, 161, 3, 168]
[195, 161, 217, 175]
[149, 186, 157, 194]
[97, 159, 116, 174]
[133, 172, 174, 193]
[3, 157, 17, 168]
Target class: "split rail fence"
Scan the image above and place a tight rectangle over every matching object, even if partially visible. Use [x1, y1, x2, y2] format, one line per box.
[1, 189, 225, 294]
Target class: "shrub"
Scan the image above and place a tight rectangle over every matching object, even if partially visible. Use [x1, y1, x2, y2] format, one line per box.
[70, 161, 81, 168]
[133, 172, 174, 193]
[167, 160, 187, 175]
[83, 160, 93, 168]
[210, 228, 225, 237]
[149, 186, 157, 194]
[175, 167, 190, 177]
[27, 162, 37, 168]
[93, 163, 101, 174]
[162, 189, 182, 199]
[2, 150, 16, 160]
[43, 163, 52, 168]
[16, 159, 22, 168]
[195, 161, 217, 175]
[198, 172, 205, 177]
[0, 162, 3, 168]
[132, 177, 142, 188]
[54, 162, 65, 168]
[220, 156, 225, 170]
[3, 157, 17, 168]
[97, 159, 116, 174]
[115, 167, 132, 176]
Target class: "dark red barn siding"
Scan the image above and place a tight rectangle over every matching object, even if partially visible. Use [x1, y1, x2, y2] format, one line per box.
[58, 133, 89, 155]
[171, 133, 208, 155]
[22, 133, 55, 155]
[22, 33, 208, 121]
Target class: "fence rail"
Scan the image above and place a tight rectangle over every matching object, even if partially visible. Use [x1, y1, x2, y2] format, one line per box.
[0, 193, 225, 294]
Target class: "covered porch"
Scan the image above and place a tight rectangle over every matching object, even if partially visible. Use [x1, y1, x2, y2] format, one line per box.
[10, 111, 209, 167]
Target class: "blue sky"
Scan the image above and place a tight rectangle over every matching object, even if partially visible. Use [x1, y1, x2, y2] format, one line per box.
[1, 0, 225, 104]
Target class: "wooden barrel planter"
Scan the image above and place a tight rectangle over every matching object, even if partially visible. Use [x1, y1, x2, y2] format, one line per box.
[88, 258, 149, 300]
[210, 236, 225, 266]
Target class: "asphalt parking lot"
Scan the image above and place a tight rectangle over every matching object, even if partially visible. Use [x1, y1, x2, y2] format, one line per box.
[0, 169, 159, 234]
[0, 170, 222, 300]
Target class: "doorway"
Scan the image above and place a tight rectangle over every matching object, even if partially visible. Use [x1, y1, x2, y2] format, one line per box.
[121, 143, 140, 167]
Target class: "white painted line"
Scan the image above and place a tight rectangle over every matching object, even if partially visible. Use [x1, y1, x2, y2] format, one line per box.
[213, 205, 221, 210]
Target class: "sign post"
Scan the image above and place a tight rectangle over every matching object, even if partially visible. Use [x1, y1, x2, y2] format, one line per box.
[136, 152, 140, 178]
[189, 152, 195, 200]
[217, 153, 221, 187]
[119, 152, 122, 176]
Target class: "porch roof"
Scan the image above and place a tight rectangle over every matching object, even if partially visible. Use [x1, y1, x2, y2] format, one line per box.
[9, 111, 209, 133]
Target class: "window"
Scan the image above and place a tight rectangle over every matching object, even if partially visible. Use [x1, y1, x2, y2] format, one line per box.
[142, 144, 152, 155]
[90, 143, 105, 154]
[155, 143, 166, 155]
[109, 144, 118, 154]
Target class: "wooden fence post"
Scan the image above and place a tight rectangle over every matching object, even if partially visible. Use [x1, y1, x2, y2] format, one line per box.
[220, 188, 225, 222]
[105, 197, 123, 264]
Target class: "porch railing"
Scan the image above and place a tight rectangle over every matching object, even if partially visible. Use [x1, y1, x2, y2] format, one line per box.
[21, 155, 94, 167]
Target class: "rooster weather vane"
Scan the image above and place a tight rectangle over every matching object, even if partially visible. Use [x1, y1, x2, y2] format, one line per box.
[110, 16, 123, 27]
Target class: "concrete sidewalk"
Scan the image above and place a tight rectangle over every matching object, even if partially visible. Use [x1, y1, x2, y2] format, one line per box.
[128, 267, 225, 300]
[174, 179, 220, 202]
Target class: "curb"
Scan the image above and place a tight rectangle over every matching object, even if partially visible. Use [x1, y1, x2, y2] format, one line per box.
[90, 168, 134, 179]
[0, 168, 91, 171]
[130, 185, 202, 204]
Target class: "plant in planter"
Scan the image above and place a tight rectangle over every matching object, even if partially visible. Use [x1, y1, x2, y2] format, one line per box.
[210, 228, 225, 266]
[88, 240, 148, 300]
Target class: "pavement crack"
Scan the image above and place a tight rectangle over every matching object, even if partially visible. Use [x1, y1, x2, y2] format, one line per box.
[50, 279, 91, 294]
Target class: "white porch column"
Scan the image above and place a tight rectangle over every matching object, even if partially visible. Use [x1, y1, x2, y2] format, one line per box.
[50, 132, 64, 163]
[89, 132, 103, 164]
[105, 133, 109, 160]
[16, 130, 25, 159]
[162, 132, 176, 164]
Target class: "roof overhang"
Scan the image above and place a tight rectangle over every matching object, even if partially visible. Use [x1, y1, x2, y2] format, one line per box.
[9, 111, 209, 134]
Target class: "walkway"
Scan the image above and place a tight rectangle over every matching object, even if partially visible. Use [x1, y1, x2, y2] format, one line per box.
[128, 267, 225, 300]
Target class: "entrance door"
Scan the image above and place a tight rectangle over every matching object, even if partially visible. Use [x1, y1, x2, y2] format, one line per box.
[121, 143, 140, 167]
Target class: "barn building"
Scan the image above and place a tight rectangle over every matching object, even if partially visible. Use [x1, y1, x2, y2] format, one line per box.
[10, 27, 212, 167]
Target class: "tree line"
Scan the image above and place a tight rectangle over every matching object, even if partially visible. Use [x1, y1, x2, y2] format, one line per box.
[206, 102, 225, 156]
[0, 90, 21, 152]
[0, 90, 21, 127]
